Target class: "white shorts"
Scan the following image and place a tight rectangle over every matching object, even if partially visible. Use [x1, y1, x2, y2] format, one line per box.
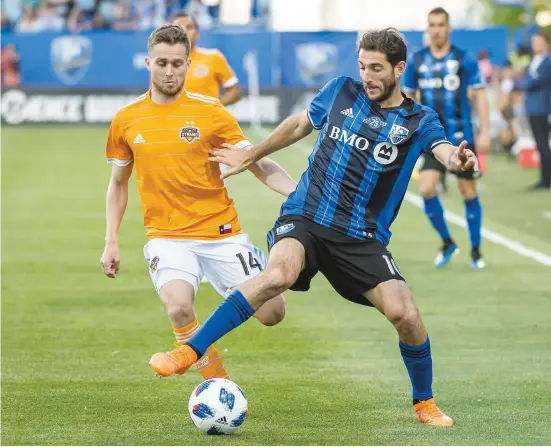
[143, 234, 267, 297]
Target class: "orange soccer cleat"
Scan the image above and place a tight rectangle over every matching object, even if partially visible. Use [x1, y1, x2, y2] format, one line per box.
[149, 344, 198, 377]
[413, 398, 454, 427]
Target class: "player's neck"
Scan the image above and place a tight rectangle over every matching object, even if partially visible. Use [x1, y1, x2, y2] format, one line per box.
[150, 87, 185, 105]
[376, 88, 404, 109]
[429, 41, 451, 58]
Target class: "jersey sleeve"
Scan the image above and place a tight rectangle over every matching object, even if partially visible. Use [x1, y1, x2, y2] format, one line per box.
[418, 112, 451, 154]
[212, 102, 251, 149]
[463, 52, 485, 89]
[307, 76, 343, 129]
[106, 113, 133, 166]
[215, 51, 239, 89]
[402, 54, 419, 92]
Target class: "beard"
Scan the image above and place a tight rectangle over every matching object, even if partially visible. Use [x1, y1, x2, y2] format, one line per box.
[365, 76, 396, 103]
[152, 78, 184, 97]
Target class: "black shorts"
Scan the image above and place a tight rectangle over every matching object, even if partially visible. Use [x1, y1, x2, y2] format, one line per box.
[266, 215, 405, 307]
[420, 144, 480, 180]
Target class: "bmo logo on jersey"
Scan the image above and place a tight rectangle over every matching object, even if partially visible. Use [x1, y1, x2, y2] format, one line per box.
[373, 142, 398, 165]
[328, 126, 370, 151]
[419, 75, 460, 91]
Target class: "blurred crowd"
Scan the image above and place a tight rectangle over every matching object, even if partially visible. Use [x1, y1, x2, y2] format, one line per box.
[0, 0, 227, 33]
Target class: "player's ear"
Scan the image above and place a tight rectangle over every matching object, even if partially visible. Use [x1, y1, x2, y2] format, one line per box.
[145, 57, 151, 72]
[395, 61, 406, 79]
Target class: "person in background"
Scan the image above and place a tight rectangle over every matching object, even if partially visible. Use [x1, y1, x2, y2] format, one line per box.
[514, 32, 551, 190]
[173, 12, 241, 106]
[1, 44, 21, 88]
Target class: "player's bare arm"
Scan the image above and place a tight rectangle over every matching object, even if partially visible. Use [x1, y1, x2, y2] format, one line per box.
[100, 162, 133, 278]
[247, 158, 297, 197]
[209, 110, 314, 178]
[473, 87, 491, 153]
[220, 84, 242, 106]
[432, 141, 478, 173]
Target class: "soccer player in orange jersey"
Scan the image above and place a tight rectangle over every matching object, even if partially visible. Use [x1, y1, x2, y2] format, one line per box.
[100, 25, 296, 381]
[173, 12, 241, 106]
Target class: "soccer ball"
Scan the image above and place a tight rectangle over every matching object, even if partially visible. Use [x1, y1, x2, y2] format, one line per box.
[188, 378, 248, 435]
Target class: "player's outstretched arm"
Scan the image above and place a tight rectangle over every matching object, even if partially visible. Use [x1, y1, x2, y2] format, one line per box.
[248, 158, 297, 197]
[432, 141, 479, 174]
[209, 110, 314, 179]
[100, 163, 133, 278]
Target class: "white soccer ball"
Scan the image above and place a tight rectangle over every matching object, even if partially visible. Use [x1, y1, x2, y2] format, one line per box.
[188, 378, 248, 435]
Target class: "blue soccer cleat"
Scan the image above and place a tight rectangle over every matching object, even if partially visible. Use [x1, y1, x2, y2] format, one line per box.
[470, 248, 486, 269]
[434, 242, 459, 268]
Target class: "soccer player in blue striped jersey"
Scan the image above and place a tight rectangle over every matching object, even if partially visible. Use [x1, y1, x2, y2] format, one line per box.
[149, 28, 479, 426]
[402, 7, 490, 270]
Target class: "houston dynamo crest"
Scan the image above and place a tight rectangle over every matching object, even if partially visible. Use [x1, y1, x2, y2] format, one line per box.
[51, 36, 92, 86]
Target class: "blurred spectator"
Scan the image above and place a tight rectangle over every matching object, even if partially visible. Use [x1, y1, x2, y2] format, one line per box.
[1, 44, 21, 88]
[47, 0, 74, 21]
[36, 2, 65, 31]
[110, 1, 139, 30]
[477, 50, 493, 85]
[135, 0, 166, 30]
[16, 3, 41, 32]
[67, 0, 98, 32]
[514, 32, 551, 190]
[184, 0, 212, 30]
[1, 9, 12, 31]
[3, 0, 24, 28]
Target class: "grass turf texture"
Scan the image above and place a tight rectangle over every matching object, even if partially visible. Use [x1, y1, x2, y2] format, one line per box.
[2, 126, 551, 445]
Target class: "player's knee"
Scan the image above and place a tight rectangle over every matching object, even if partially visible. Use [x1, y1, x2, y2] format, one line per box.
[458, 180, 477, 199]
[265, 265, 297, 294]
[384, 291, 418, 328]
[419, 181, 438, 198]
[159, 283, 195, 321]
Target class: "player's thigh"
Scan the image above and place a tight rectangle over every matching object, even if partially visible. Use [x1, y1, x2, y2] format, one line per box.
[364, 278, 418, 322]
[266, 215, 320, 292]
[321, 239, 405, 308]
[418, 156, 444, 197]
[143, 238, 202, 299]
[194, 234, 269, 297]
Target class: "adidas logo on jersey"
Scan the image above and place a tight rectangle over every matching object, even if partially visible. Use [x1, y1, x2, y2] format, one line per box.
[340, 108, 354, 117]
[215, 416, 228, 425]
[133, 134, 145, 144]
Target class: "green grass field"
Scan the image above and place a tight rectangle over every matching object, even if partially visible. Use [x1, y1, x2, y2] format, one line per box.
[2, 125, 551, 445]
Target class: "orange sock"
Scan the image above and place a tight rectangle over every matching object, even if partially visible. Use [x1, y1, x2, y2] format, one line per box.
[173, 319, 230, 380]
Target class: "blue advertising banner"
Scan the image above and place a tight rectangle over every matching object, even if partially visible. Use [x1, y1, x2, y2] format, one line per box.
[1, 27, 508, 89]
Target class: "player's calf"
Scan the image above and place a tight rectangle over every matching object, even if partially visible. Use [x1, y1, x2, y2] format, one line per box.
[254, 294, 286, 326]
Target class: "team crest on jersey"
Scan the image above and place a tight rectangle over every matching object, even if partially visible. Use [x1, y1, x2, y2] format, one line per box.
[364, 116, 387, 129]
[150, 256, 159, 273]
[180, 126, 200, 143]
[194, 64, 209, 78]
[446, 59, 460, 74]
[388, 124, 409, 145]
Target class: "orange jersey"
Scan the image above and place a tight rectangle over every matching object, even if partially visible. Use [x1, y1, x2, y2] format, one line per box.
[106, 90, 250, 241]
[184, 47, 238, 98]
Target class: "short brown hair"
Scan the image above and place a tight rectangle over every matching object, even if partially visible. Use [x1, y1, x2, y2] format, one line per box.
[357, 28, 407, 67]
[428, 7, 450, 23]
[147, 24, 191, 56]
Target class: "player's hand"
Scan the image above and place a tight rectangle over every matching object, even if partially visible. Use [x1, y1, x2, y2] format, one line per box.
[100, 242, 120, 278]
[208, 143, 255, 179]
[477, 132, 490, 154]
[449, 141, 478, 173]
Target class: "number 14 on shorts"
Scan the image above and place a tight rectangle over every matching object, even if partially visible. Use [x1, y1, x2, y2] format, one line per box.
[236, 252, 263, 276]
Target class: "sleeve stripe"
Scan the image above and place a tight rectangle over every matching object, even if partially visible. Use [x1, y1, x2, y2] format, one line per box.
[234, 140, 252, 150]
[107, 157, 133, 167]
[430, 139, 451, 149]
[307, 108, 322, 129]
[222, 77, 239, 88]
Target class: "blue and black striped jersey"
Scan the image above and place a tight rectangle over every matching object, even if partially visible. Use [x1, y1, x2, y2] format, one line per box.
[279, 76, 450, 245]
